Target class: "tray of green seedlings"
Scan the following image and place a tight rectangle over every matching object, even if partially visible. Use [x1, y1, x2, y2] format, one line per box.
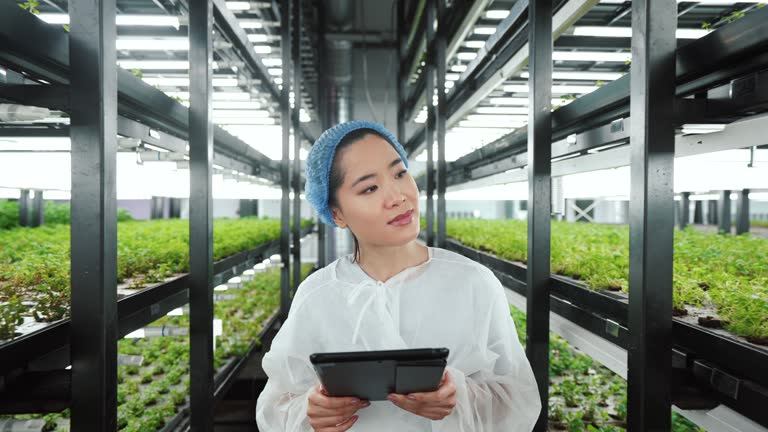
[508, 307, 704, 432]
[0, 262, 315, 431]
[0, 201, 133, 230]
[0, 217, 312, 343]
[433, 218, 768, 346]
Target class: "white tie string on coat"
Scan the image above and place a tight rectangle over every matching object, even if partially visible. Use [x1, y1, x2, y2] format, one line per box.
[347, 281, 388, 347]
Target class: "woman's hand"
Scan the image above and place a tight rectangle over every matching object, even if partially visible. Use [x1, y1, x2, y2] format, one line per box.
[307, 384, 370, 432]
[387, 369, 457, 421]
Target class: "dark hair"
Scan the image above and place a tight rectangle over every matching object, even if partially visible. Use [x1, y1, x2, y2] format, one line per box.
[328, 128, 390, 263]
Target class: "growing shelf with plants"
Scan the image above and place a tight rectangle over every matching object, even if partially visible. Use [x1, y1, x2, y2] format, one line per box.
[0, 262, 314, 431]
[0, 217, 313, 344]
[403, 0, 768, 430]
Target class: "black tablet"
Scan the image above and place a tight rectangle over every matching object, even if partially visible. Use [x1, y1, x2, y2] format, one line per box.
[310, 348, 449, 401]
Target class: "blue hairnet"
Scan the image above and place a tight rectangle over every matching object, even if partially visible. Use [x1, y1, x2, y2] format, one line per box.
[304, 120, 410, 227]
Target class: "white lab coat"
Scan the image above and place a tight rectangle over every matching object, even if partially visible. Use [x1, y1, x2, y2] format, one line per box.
[256, 246, 541, 431]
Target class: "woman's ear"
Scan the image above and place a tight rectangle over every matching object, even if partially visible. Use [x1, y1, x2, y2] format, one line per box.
[331, 207, 346, 229]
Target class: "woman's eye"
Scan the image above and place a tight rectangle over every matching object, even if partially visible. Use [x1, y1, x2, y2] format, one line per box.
[363, 186, 378, 194]
[397, 170, 407, 178]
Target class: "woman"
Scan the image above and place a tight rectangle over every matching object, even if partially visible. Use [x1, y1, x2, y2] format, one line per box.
[256, 120, 541, 431]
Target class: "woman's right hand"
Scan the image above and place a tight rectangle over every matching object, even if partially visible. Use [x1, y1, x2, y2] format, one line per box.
[307, 384, 370, 432]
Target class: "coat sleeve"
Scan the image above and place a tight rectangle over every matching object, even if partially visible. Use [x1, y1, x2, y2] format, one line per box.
[255, 280, 322, 432]
[432, 266, 542, 432]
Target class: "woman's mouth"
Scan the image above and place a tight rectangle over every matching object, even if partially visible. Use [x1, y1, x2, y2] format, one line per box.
[388, 209, 414, 226]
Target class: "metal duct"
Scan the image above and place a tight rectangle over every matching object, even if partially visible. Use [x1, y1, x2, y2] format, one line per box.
[324, 0, 355, 260]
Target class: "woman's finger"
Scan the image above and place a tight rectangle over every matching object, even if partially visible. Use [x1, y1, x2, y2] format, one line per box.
[308, 402, 363, 420]
[317, 415, 359, 432]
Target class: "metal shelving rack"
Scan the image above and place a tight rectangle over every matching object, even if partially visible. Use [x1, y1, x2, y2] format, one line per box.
[400, 0, 768, 431]
[0, 0, 315, 430]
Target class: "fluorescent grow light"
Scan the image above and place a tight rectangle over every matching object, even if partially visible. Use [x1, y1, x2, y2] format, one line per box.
[239, 20, 263, 29]
[226, 1, 251, 10]
[466, 114, 528, 123]
[503, 84, 600, 94]
[475, 107, 529, 115]
[117, 60, 189, 70]
[37, 13, 181, 27]
[458, 120, 526, 129]
[262, 58, 282, 67]
[213, 110, 270, 118]
[552, 51, 632, 63]
[473, 26, 497, 35]
[248, 34, 268, 43]
[117, 38, 189, 51]
[485, 10, 510, 20]
[573, 26, 710, 39]
[465, 41, 486, 48]
[214, 117, 276, 125]
[489, 97, 566, 106]
[520, 71, 624, 81]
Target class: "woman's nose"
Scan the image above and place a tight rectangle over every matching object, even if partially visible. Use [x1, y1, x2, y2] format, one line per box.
[383, 182, 405, 206]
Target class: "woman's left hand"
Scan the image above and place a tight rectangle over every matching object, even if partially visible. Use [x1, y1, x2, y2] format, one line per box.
[387, 369, 457, 421]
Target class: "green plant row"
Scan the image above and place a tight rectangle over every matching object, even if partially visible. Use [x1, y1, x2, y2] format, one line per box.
[509, 306, 703, 432]
[431, 218, 767, 343]
[0, 217, 312, 339]
[752, 220, 768, 229]
[0, 201, 133, 230]
[2, 263, 313, 431]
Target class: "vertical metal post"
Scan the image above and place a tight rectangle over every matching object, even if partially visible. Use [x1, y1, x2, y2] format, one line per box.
[718, 190, 731, 234]
[396, 0, 406, 147]
[425, 3, 435, 247]
[292, 0, 302, 292]
[736, 189, 750, 235]
[680, 192, 690, 230]
[18, 189, 29, 227]
[188, 0, 214, 429]
[170, 198, 181, 218]
[527, 1, 552, 429]
[628, 1, 676, 430]
[280, 0, 292, 318]
[31, 190, 44, 227]
[150, 196, 163, 219]
[69, 0, 118, 429]
[708, 200, 718, 225]
[316, 1, 327, 268]
[435, 0, 447, 248]
[693, 199, 703, 224]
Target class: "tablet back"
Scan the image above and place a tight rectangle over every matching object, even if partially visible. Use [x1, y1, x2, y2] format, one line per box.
[310, 348, 449, 401]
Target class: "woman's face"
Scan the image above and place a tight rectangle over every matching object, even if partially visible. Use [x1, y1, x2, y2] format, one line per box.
[330, 133, 420, 248]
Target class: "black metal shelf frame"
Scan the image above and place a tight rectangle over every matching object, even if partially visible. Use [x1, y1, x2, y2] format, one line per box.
[401, 1, 768, 431]
[414, 6, 768, 189]
[0, 0, 313, 430]
[0, 1, 321, 184]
